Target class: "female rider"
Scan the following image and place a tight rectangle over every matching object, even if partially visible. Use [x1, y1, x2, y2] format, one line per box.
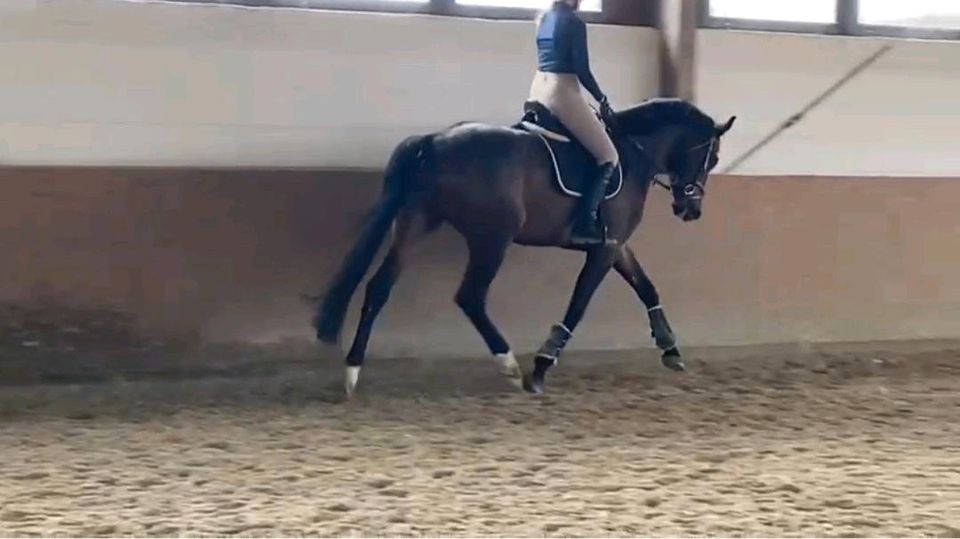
[529, 0, 617, 246]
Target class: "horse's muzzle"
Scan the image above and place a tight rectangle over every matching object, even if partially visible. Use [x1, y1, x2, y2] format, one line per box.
[673, 199, 702, 222]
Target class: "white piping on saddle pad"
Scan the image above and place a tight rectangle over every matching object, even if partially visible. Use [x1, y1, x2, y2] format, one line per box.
[530, 132, 623, 200]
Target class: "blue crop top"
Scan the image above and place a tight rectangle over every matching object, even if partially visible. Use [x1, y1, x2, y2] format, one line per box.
[536, 2, 606, 104]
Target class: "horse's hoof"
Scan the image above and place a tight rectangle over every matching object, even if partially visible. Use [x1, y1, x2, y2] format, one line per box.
[524, 356, 554, 394]
[504, 370, 524, 391]
[522, 373, 545, 395]
[661, 350, 686, 372]
[496, 352, 524, 390]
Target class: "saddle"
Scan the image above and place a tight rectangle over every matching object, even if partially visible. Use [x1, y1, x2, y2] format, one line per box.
[514, 101, 622, 200]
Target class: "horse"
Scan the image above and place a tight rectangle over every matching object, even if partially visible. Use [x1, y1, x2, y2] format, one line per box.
[315, 98, 735, 397]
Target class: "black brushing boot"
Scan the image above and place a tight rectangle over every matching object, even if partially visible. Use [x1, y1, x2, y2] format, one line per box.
[524, 324, 573, 394]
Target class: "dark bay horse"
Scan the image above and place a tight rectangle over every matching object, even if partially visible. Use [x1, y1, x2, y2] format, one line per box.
[316, 98, 735, 396]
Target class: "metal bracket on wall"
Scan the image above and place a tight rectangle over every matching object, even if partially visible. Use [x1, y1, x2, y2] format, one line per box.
[720, 44, 895, 175]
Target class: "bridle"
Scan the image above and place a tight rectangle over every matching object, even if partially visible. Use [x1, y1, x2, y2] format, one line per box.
[607, 108, 716, 199]
[650, 137, 716, 199]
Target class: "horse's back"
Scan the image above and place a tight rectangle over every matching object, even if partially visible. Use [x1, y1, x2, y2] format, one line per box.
[427, 122, 544, 236]
[431, 121, 537, 179]
[435, 121, 529, 151]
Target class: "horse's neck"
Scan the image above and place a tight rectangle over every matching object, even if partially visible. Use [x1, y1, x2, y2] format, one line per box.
[615, 127, 679, 195]
[632, 124, 685, 168]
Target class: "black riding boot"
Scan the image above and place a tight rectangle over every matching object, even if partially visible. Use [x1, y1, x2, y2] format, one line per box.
[570, 162, 616, 247]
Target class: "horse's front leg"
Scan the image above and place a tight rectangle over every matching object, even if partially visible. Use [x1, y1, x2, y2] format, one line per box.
[613, 245, 685, 372]
[525, 246, 618, 394]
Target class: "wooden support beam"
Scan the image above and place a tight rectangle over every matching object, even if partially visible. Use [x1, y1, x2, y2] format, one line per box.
[658, 0, 699, 101]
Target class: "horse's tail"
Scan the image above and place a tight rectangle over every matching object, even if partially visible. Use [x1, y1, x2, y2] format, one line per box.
[314, 134, 433, 344]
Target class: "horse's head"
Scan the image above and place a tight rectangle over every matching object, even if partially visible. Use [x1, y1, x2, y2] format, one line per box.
[616, 99, 737, 222]
[666, 115, 735, 221]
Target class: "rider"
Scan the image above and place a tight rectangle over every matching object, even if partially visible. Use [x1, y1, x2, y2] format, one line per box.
[529, 0, 618, 246]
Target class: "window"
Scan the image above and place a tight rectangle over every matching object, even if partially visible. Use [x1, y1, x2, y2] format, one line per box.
[456, 0, 601, 12]
[859, 0, 960, 30]
[708, 0, 836, 24]
[147, 0, 652, 26]
[705, 0, 960, 39]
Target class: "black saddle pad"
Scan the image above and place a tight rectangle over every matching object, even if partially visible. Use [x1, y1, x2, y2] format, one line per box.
[514, 101, 622, 200]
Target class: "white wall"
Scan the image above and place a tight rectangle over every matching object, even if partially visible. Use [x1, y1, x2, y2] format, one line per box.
[0, 0, 657, 168]
[1, 0, 959, 176]
[698, 30, 960, 176]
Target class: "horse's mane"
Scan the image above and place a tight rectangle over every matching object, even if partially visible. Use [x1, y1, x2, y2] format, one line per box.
[615, 98, 715, 135]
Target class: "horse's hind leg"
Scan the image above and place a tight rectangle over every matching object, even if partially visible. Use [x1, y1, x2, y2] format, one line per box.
[613, 246, 685, 372]
[343, 211, 431, 396]
[454, 234, 522, 389]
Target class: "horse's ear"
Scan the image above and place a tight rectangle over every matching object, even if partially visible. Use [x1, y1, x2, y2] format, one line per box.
[716, 116, 736, 136]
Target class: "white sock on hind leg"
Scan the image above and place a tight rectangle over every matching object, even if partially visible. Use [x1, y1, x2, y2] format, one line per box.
[345, 366, 361, 395]
[495, 351, 523, 388]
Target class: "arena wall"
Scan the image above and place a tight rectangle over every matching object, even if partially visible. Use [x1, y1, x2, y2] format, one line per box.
[2, 1, 958, 364]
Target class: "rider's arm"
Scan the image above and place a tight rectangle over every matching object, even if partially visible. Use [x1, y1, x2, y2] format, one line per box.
[570, 18, 606, 105]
